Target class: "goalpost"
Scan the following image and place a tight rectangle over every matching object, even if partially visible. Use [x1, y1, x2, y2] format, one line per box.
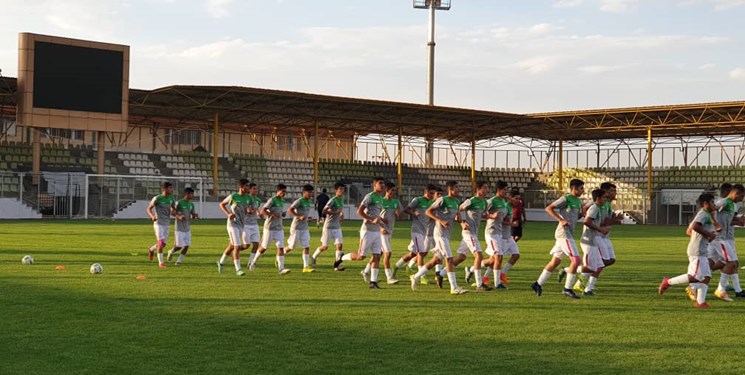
[84, 174, 205, 219]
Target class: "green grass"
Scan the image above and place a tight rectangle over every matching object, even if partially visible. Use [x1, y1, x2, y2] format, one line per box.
[1, 220, 743, 374]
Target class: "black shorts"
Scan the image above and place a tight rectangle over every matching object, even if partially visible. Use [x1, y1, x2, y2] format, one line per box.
[318, 209, 326, 219]
[511, 225, 523, 237]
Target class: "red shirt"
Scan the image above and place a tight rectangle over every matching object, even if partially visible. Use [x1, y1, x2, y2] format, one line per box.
[512, 198, 525, 221]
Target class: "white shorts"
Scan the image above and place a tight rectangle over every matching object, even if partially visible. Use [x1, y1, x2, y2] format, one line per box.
[153, 223, 170, 242]
[549, 238, 581, 259]
[501, 238, 520, 256]
[688, 255, 712, 281]
[261, 229, 285, 249]
[381, 233, 393, 253]
[227, 224, 246, 246]
[597, 236, 616, 260]
[708, 239, 738, 263]
[408, 233, 434, 254]
[485, 233, 503, 256]
[434, 235, 453, 259]
[580, 244, 604, 272]
[175, 231, 191, 247]
[287, 229, 311, 250]
[321, 228, 343, 247]
[456, 231, 482, 255]
[358, 230, 382, 256]
[242, 224, 260, 244]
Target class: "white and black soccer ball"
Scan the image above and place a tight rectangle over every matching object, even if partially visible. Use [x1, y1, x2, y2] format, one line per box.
[21, 255, 34, 265]
[90, 263, 104, 274]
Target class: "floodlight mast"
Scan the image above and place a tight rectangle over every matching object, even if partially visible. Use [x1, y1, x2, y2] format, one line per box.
[413, 0, 450, 166]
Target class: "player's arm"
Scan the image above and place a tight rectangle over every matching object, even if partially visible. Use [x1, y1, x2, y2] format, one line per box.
[584, 214, 609, 235]
[288, 201, 303, 220]
[691, 221, 716, 241]
[425, 201, 447, 228]
[545, 201, 568, 227]
[219, 196, 234, 220]
[146, 198, 157, 221]
[356, 202, 378, 224]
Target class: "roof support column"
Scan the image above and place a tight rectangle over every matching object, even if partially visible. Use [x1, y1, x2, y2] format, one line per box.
[558, 139, 564, 191]
[96, 131, 105, 177]
[397, 127, 403, 192]
[212, 112, 219, 199]
[470, 138, 476, 193]
[313, 121, 319, 187]
[425, 139, 434, 167]
[647, 127, 653, 202]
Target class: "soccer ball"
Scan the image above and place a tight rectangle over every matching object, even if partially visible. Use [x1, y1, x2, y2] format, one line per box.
[21, 255, 34, 265]
[90, 263, 104, 274]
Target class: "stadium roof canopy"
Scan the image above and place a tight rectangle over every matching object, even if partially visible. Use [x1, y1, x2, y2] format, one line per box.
[3, 76, 745, 142]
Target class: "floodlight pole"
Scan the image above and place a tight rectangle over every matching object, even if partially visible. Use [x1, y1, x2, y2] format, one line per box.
[415, 1, 450, 167]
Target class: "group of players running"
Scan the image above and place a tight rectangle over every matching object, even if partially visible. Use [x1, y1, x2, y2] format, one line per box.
[144, 176, 744, 305]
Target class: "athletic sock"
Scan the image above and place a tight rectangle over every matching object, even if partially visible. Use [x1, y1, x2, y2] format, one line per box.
[581, 272, 591, 280]
[335, 250, 344, 261]
[157, 253, 164, 265]
[447, 272, 458, 290]
[501, 262, 513, 273]
[219, 253, 228, 265]
[564, 273, 577, 290]
[277, 255, 285, 271]
[371, 268, 379, 283]
[176, 254, 185, 264]
[696, 283, 708, 304]
[475, 268, 482, 287]
[312, 248, 322, 260]
[252, 251, 263, 265]
[395, 259, 406, 269]
[493, 268, 501, 286]
[413, 266, 429, 279]
[363, 263, 372, 274]
[439, 268, 447, 278]
[302, 253, 310, 268]
[718, 273, 731, 293]
[537, 269, 552, 286]
[247, 252, 255, 268]
[435, 264, 443, 273]
[731, 274, 742, 293]
[408, 259, 416, 269]
[385, 268, 393, 280]
[149, 245, 156, 252]
[341, 253, 353, 261]
[668, 274, 690, 285]
[586, 276, 598, 292]
[233, 259, 241, 272]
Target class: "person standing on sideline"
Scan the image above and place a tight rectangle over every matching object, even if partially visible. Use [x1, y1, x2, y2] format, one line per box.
[511, 188, 527, 242]
[146, 181, 176, 268]
[315, 188, 330, 228]
[168, 187, 198, 266]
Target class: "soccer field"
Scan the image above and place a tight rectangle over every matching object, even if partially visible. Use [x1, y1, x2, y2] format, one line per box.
[1, 219, 743, 374]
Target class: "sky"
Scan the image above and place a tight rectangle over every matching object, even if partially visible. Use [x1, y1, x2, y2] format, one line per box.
[1, 0, 745, 113]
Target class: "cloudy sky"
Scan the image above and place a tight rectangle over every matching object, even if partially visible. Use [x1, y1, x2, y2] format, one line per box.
[1, 0, 745, 113]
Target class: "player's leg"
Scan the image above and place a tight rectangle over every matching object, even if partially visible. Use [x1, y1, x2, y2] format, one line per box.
[274, 231, 290, 274]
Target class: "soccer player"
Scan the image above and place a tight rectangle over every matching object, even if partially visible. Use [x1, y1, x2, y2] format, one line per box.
[499, 189, 523, 284]
[658, 193, 718, 308]
[394, 184, 436, 283]
[339, 176, 385, 289]
[530, 178, 585, 299]
[454, 181, 490, 291]
[146, 181, 176, 268]
[287, 184, 316, 273]
[249, 184, 291, 275]
[315, 188, 330, 228]
[480, 180, 511, 289]
[312, 182, 346, 271]
[576, 189, 610, 296]
[378, 182, 401, 284]
[167, 187, 198, 266]
[217, 178, 252, 276]
[243, 183, 262, 268]
[511, 188, 527, 242]
[411, 180, 468, 295]
[710, 183, 745, 301]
